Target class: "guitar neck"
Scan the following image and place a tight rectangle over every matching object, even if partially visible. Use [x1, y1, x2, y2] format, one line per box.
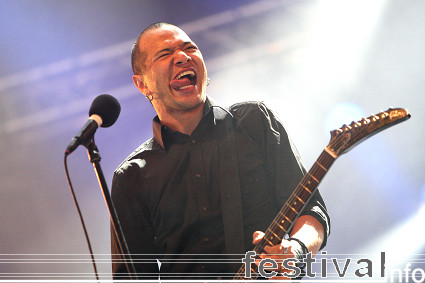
[233, 148, 336, 280]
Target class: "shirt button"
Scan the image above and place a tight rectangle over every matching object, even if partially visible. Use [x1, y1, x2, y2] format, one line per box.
[202, 206, 207, 212]
[202, 237, 209, 243]
[195, 173, 201, 178]
[191, 139, 196, 144]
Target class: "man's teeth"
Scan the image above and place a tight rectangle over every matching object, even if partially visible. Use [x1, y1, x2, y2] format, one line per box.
[179, 85, 193, 89]
[174, 70, 196, 89]
[176, 70, 195, 80]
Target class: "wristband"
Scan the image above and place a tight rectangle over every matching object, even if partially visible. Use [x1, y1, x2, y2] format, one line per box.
[288, 237, 309, 261]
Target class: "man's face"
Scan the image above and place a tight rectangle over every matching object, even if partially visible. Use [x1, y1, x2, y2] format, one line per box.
[136, 25, 207, 114]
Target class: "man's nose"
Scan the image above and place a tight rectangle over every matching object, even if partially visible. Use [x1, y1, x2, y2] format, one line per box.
[174, 51, 191, 65]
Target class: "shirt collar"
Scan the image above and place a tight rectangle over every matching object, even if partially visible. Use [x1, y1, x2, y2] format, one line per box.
[152, 96, 216, 150]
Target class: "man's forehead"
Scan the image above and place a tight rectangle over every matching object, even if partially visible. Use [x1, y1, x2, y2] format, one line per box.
[140, 25, 193, 51]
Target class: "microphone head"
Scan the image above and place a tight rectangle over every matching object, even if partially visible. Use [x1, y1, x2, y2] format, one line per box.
[89, 94, 121, 128]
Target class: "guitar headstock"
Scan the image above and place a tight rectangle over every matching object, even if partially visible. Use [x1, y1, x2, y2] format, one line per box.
[327, 108, 411, 157]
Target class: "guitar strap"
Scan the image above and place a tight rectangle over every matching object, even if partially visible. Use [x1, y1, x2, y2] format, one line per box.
[214, 106, 245, 273]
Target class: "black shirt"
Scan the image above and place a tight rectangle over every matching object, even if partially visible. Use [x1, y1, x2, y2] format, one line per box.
[111, 97, 330, 280]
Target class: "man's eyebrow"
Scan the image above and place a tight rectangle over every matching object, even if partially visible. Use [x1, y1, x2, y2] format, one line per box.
[153, 42, 196, 58]
[182, 41, 196, 47]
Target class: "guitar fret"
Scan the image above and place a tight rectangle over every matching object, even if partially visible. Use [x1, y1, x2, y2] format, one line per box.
[295, 195, 305, 204]
[272, 219, 286, 231]
[311, 159, 329, 180]
[322, 149, 337, 165]
[286, 209, 297, 220]
[315, 160, 327, 171]
[324, 146, 337, 158]
[301, 183, 311, 193]
[288, 204, 298, 214]
[268, 230, 281, 242]
[307, 172, 319, 182]
[263, 237, 273, 246]
[284, 215, 292, 223]
[296, 188, 310, 201]
[277, 210, 293, 225]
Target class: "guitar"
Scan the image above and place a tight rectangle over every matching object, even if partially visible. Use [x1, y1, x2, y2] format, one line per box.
[233, 107, 411, 280]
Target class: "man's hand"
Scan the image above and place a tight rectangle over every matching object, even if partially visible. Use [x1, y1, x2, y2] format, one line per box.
[252, 231, 302, 279]
[251, 215, 325, 279]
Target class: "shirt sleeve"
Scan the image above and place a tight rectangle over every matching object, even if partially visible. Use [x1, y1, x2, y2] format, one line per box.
[111, 160, 160, 279]
[256, 102, 331, 249]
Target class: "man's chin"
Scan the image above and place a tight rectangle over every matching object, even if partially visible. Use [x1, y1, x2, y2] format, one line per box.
[176, 94, 205, 111]
[172, 87, 205, 101]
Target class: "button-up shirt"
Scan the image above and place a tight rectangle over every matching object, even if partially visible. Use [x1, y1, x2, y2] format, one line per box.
[111, 97, 330, 280]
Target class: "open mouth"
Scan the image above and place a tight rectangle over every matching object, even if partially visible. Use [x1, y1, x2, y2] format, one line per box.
[170, 70, 197, 90]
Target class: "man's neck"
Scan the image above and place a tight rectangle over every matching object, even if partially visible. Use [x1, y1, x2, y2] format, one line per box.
[158, 104, 205, 135]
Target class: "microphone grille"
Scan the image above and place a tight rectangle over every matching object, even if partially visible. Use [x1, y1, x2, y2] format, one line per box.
[89, 94, 121, 128]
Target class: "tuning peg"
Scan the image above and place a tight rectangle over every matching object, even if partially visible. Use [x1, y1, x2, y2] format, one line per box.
[360, 118, 370, 125]
[330, 128, 344, 138]
[341, 124, 352, 131]
[350, 121, 362, 128]
[381, 112, 389, 119]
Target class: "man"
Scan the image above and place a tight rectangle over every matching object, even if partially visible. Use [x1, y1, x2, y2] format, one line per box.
[111, 22, 330, 280]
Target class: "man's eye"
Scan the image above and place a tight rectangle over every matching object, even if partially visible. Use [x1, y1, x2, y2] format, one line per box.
[157, 53, 169, 60]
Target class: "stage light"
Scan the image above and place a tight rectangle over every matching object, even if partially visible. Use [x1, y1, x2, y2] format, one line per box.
[357, 201, 425, 277]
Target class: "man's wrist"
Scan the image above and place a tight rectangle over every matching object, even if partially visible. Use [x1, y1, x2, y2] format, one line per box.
[288, 237, 308, 266]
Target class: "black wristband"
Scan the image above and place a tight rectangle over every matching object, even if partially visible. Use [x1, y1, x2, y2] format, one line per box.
[288, 237, 309, 261]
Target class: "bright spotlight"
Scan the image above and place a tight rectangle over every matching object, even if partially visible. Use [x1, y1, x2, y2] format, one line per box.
[358, 203, 425, 278]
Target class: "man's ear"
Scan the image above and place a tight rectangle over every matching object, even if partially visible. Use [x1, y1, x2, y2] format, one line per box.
[132, 75, 148, 94]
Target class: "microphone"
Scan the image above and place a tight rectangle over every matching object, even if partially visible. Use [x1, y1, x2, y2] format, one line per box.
[65, 94, 121, 155]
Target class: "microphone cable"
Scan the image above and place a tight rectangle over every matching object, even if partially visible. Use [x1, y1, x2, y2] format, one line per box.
[64, 153, 99, 281]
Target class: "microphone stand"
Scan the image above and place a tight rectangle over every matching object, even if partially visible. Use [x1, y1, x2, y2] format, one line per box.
[85, 138, 138, 280]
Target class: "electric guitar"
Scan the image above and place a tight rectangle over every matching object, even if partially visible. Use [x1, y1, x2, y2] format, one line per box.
[233, 107, 411, 280]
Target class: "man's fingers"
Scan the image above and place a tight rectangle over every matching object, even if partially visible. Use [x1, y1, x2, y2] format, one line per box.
[263, 239, 291, 255]
[252, 231, 265, 244]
